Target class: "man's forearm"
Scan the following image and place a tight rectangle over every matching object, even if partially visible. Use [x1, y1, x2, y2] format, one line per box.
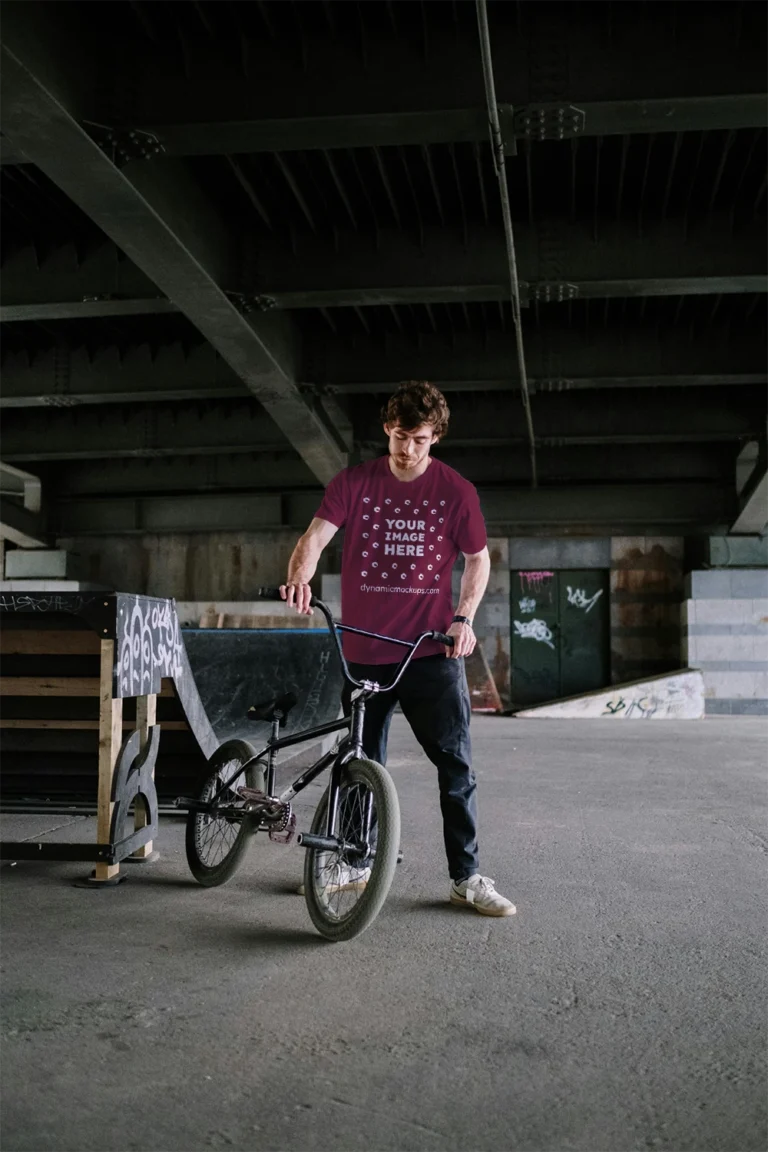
[287, 533, 323, 585]
[282, 518, 339, 614]
[456, 551, 491, 622]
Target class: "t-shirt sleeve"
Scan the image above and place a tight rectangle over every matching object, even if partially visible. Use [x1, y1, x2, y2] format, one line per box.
[315, 469, 349, 529]
[452, 483, 487, 554]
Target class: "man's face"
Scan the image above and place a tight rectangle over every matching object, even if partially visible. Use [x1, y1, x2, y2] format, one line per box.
[384, 421, 438, 471]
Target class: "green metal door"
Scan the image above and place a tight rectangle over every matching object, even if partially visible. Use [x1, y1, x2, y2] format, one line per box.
[511, 569, 609, 708]
[511, 570, 560, 707]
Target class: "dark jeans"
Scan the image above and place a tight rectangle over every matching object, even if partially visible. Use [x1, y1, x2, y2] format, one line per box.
[342, 655, 479, 882]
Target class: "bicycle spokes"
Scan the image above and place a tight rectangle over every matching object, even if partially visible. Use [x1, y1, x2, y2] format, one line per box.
[194, 766, 247, 869]
[310, 781, 378, 921]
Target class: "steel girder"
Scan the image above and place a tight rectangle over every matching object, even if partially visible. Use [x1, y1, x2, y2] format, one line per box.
[0, 12, 345, 484]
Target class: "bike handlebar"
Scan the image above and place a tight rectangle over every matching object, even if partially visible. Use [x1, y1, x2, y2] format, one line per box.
[256, 586, 303, 604]
[255, 587, 455, 694]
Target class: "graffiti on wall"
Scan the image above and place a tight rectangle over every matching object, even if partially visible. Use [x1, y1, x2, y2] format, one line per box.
[513, 618, 556, 650]
[566, 586, 604, 614]
[601, 679, 698, 719]
[519, 571, 554, 594]
[519, 597, 537, 614]
[0, 593, 97, 615]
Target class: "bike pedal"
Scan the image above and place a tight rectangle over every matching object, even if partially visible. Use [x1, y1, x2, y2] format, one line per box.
[269, 813, 297, 845]
[237, 787, 267, 802]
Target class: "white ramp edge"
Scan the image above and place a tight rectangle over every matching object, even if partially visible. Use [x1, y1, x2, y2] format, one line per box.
[515, 669, 705, 719]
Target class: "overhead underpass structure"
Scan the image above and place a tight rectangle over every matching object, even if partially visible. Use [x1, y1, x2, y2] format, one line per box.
[0, 0, 766, 714]
[1, 8, 768, 1151]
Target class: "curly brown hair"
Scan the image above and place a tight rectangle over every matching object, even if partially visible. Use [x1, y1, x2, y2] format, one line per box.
[380, 381, 450, 440]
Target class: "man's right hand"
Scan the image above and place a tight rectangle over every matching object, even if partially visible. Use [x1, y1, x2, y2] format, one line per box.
[280, 582, 314, 615]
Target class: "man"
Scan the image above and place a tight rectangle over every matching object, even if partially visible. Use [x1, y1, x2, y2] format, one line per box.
[281, 380, 515, 917]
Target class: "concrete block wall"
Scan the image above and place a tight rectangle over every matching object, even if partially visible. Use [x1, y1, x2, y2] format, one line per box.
[504, 535, 684, 697]
[472, 538, 510, 707]
[610, 537, 684, 685]
[55, 531, 337, 600]
[683, 569, 768, 715]
[444, 536, 511, 700]
[4, 549, 85, 580]
[450, 539, 511, 707]
[508, 537, 611, 571]
[53, 529, 754, 715]
[479, 535, 687, 705]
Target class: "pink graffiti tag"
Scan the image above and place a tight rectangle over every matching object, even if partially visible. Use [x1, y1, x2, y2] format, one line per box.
[519, 571, 554, 593]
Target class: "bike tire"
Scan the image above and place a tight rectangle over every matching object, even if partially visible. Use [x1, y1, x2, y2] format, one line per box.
[303, 757, 400, 943]
[185, 738, 262, 887]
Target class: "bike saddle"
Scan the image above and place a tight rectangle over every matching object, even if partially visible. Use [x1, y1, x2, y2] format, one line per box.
[247, 691, 298, 726]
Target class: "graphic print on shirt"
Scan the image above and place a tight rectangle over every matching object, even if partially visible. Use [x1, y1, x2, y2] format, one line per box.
[358, 495, 448, 593]
[314, 456, 486, 663]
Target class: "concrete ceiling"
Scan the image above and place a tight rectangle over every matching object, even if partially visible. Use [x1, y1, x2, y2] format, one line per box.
[0, 0, 766, 537]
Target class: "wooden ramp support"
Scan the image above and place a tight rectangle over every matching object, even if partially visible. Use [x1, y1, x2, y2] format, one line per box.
[96, 639, 124, 883]
[131, 691, 157, 862]
[0, 592, 219, 884]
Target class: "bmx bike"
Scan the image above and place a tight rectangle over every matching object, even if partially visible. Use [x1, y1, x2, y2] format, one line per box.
[178, 587, 454, 942]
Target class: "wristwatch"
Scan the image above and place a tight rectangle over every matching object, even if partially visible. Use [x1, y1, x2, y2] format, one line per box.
[452, 615, 473, 627]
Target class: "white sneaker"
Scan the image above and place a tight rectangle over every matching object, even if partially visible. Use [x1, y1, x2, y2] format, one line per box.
[450, 874, 516, 917]
[296, 863, 371, 898]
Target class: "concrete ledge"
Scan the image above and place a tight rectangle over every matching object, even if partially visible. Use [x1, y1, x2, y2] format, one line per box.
[0, 579, 107, 591]
[705, 698, 768, 716]
[686, 570, 768, 599]
[175, 601, 330, 629]
[683, 598, 768, 625]
[509, 536, 611, 570]
[515, 669, 704, 719]
[4, 550, 84, 580]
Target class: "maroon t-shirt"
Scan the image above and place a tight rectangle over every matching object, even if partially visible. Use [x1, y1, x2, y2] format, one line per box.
[316, 455, 487, 663]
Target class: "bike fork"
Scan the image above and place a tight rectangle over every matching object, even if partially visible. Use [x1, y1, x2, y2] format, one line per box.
[320, 764, 373, 857]
[350, 694, 374, 848]
[361, 791, 374, 847]
[325, 755, 343, 840]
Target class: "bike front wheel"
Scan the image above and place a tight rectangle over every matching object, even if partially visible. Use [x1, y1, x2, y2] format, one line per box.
[303, 757, 400, 943]
[185, 738, 262, 887]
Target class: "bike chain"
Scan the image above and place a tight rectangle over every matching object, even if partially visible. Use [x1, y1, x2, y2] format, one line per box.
[236, 787, 296, 845]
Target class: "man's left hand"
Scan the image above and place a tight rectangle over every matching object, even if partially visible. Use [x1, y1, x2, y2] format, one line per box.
[446, 620, 476, 659]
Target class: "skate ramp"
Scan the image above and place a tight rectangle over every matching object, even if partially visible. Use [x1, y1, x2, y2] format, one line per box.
[514, 669, 705, 719]
[181, 627, 344, 747]
[0, 594, 344, 805]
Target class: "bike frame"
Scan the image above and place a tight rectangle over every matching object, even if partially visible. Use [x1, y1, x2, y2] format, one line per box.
[197, 598, 449, 845]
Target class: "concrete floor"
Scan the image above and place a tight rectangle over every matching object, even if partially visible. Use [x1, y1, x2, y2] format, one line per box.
[1, 717, 766, 1152]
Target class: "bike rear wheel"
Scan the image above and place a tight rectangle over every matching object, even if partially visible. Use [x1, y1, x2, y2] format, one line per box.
[185, 739, 263, 887]
[303, 757, 400, 942]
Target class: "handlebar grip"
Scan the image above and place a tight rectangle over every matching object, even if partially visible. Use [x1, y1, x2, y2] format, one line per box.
[431, 631, 455, 648]
[255, 586, 284, 602]
[255, 586, 316, 606]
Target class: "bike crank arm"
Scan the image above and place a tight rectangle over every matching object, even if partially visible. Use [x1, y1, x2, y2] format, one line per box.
[175, 797, 252, 821]
[296, 832, 369, 854]
[175, 796, 210, 813]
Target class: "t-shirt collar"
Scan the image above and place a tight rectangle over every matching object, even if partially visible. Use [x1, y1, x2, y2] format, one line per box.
[380, 454, 435, 487]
